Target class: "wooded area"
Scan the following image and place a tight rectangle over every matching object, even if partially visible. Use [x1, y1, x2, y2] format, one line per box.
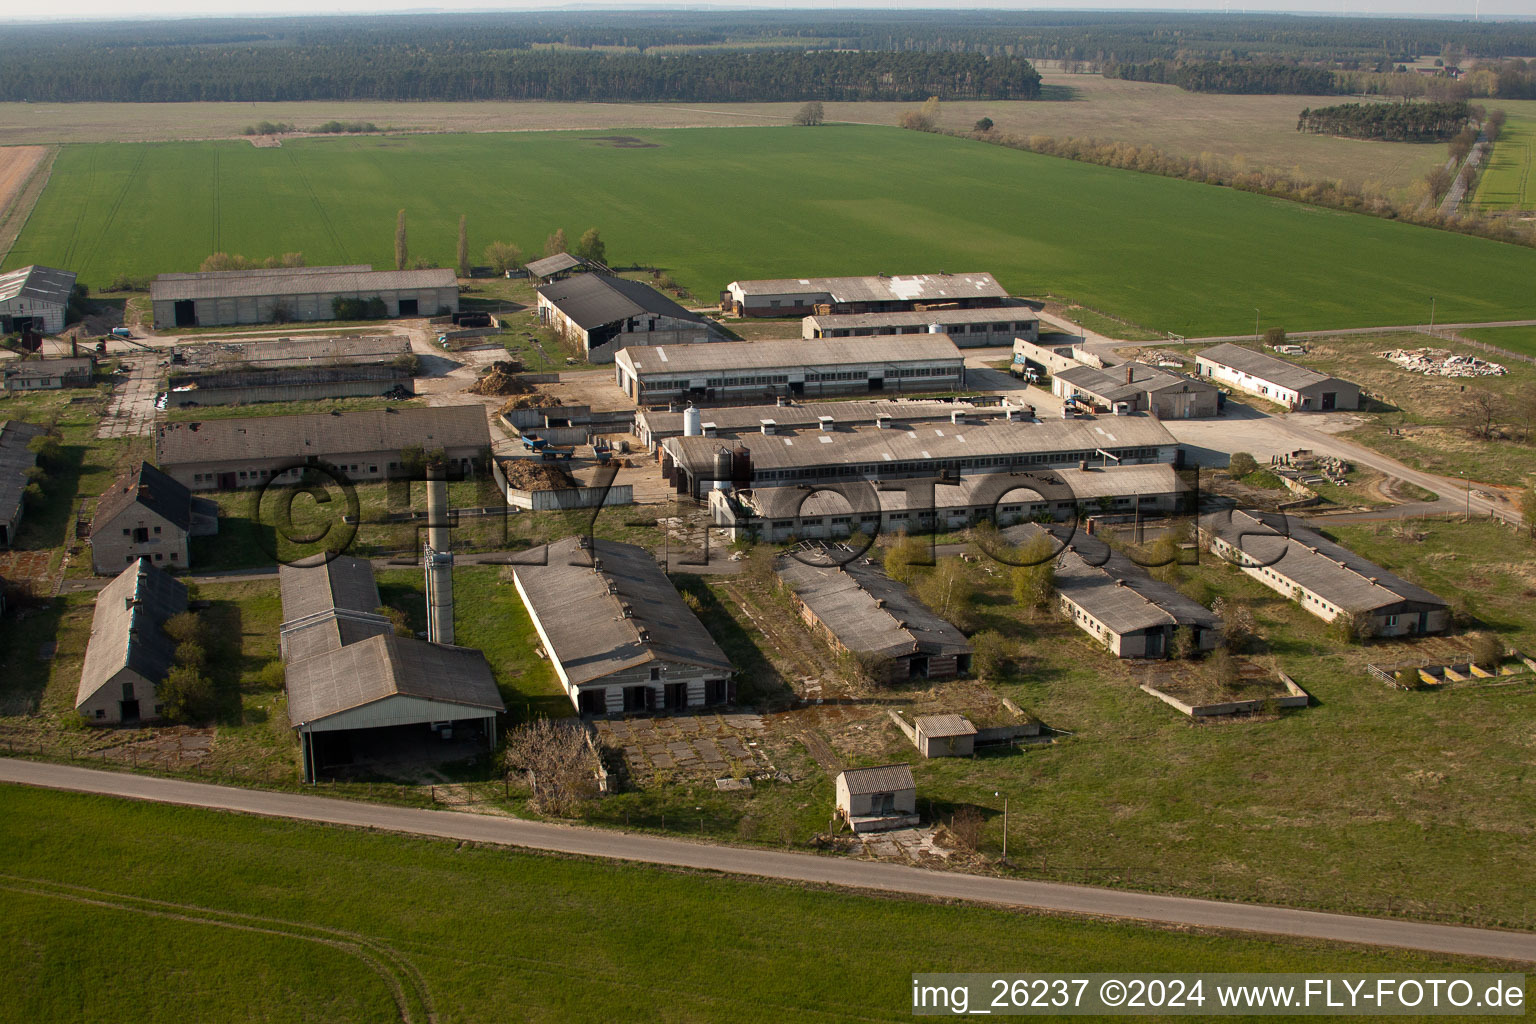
[1106, 61, 1341, 95]
[1297, 101, 1473, 142]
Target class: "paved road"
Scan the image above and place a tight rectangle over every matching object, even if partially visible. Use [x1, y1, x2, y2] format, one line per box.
[4, 759, 1534, 963]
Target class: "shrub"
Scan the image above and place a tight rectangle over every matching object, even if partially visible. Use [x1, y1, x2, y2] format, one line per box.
[793, 101, 825, 126]
[949, 806, 983, 852]
[1227, 451, 1258, 478]
[162, 611, 204, 646]
[1329, 609, 1376, 645]
[881, 533, 927, 585]
[1467, 634, 1504, 670]
[1205, 647, 1241, 690]
[1009, 533, 1056, 610]
[1263, 326, 1287, 347]
[970, 631, 1012, 682]
[158, 664, 218, 723]
[501, 718, 599, 817]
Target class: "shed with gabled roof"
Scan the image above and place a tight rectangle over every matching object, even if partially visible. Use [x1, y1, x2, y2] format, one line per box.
[835, 763, 919, 832]
[76, 559, 188, 724]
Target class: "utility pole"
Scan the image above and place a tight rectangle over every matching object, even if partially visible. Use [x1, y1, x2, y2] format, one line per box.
[1253, 309, 1261, 343]
[1463, 471, 1471, 520]
[1429, 297, 1437, 335]
[995, 790, 1008, 862]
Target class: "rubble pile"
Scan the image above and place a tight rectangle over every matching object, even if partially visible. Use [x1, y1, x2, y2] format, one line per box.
[1381, 348, 1507, 378]
[466, 360, 530, 396]
[497, 392, 562, 414]
[499, 459, 575, 490]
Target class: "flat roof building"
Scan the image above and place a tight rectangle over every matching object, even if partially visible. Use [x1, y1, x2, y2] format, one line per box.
[173, 335, 411, 371]
[634, 398, 1016, 450]
[0, 265, 76, 334]
[76, 559, 188, 724]
[802, 306, 1039, 348]
[776, 556, 972, 682]
[723, 273, 1009, 318]
[151, 266, 459, 328]
[1195, 343, 1360, 412]
[513, 536, 733, 715]
[1053, 362, 1219, 419]
[155, 404, 491, 490]
[538, 274, 711, 363]
[614, 336, 966, 406]
[1200, 509, 1448, 636]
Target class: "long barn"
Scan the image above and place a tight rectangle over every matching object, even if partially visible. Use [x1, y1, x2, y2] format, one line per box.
[151, 265, 458, 328]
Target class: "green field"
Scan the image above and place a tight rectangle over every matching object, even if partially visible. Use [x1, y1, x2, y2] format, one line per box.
[7, 127, 1536, 336]
[1, 785, 1518, 1024]
[1462, 325, 1536, 359]
[1475, 114, 1535, 213]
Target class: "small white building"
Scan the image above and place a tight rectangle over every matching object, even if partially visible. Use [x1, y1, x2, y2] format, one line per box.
[835, 763, 919, 833]
[1195, 343, 1360, 412]
[913, 714, 978, 758]
[722, 273, 1010, 318]
[803, 307, 1038, 348]
[0, 265, 75, 335]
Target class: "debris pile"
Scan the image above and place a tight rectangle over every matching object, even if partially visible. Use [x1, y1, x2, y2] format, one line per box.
[499, 458, 575, 490]
[1381, 348, 1506, 378]
[497, 392, 562, 414]
[466, 360, 530, 396]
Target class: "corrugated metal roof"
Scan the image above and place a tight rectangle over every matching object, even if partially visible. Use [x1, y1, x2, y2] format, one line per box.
[94, 462, 193, 533]
[1197, 343, 1341, 392]
[839, 763, 915, 795]
[151, 267, 456, 302]
[156, 404, 490, 466]
[665, 415, 1176, 475]
[156, 265, 372, 281]
[638, 399, 1000, 439]
[1201, 510, 1447, 613]
[805, 306, 1037, 330]
[776, 556, 971, 660]
[279, 554, 382, 627]
[513, 537, 732, 686]
[538, 274, 705, 331]
[618, 336, 963, 377]
[0, 265, 76, 308]
[178, 335, 409, 370]
[731, 273, 1008, 304]
[0, 420, 45, 532]
[76, 559, 188, 709]
[524, 253, 586, 277]
[285, 633, 504, 726]
[2, 357, 93, 380]
[1056, 362, 1210, 402]
[915, 714, 977, 738]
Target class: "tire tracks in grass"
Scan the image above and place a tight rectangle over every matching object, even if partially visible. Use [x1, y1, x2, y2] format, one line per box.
[211, 144, 221, 254]
[285, 144, 349, 262]
[55, 146, 95, 270]
[0, 873, 436, 1024]
[79, 144, 147, 279]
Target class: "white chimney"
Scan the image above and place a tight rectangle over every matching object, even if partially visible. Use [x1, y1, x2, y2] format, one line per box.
[424, 465, 455, 645]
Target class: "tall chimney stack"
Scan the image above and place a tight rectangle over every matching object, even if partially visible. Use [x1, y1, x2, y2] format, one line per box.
[423, 463, 455, 645]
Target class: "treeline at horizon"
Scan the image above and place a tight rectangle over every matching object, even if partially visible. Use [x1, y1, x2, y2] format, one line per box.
[1297, 101, 1473, 141]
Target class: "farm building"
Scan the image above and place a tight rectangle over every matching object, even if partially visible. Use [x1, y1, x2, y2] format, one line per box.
[537, 274, 711, 363]
[1200, 509, 1449, 636]
[614, 336, 966, 406]
[1011, 337, 1105, 379]
[90, 462, 218, 574]
[278, 553, 504, 782]
[721, 273, 1009, 318]
[3, 357, 93, 392]
[1053, 362, 1219, 419]
[712, 463, 1191, 542]
[633, 398, 1014, 450]
[776, 556, 972, 682]
[1195, 343, 1360, 412]
[172, 334, 411, 371]
[0, 265, 76, 335]
[75, 559, 188, 724]
[661, 411, 1181, 499]
[524, 252, 602, 282]
[911, 714, 978, 758]
[1009, 525, 1222, 658]
[834, 764, 919, 833]
[513, 536, 734, 715]
[802, 307, 1039, 348]
[150, 266, 459, 328]
[0, 419, 44, 547]
[155, 405, 491, 491]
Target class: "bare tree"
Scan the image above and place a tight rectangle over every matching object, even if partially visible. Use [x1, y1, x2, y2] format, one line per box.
[792, 101, 825, 126]
[544, 228, 567, 258]
[1463, 389, 1501, 440]
[394, 209, 408, 271]
[501, 718, 599, 816]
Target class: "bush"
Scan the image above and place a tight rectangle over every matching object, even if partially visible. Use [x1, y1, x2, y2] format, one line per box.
[1227, 451, 1258, 478]
[158, 664, 218, 723]
[1263, 326, 1287, 347]
[1467, 634, 1504, 670]
[1009, 533, 1056, 610]
[162, 611, 204, 646]
[881, 533, 927, 585]
[1204, 647, 1240, 691]
[174, 641, 207, 669]
[970, 631, 1012, 682]
[793, 101, 825, 126]
[502, 718, 599, 817]
[949, 806, 983, 852]
[1329, 609, 1376, 645]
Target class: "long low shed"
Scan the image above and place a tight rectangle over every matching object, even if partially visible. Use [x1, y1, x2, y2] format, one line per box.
[633, 399, 1015, 450]
[1195, 343, 1360, 412]
[152, 266, 459, 328]
[802, 307, 1039, 347]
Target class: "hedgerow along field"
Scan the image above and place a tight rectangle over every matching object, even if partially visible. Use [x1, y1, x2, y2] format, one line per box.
[2, 786, 1519, 1024]
[7, 125, 1536, 336]
[1473, 111, 1535, 213]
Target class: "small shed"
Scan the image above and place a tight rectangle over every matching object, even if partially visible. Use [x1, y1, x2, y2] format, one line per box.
[914, 714, 978, 758]
[835, 763, 918, 833]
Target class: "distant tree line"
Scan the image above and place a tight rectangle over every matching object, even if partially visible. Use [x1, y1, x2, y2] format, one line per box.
[1105, 61, 1340, 95]
[0, 46, 1038, 103]
[1297, 101, 1472, 142]
[1338, 59, 1536, 102]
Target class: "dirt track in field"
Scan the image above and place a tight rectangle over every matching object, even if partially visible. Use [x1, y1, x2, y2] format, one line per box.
[0, 145, 52, 259]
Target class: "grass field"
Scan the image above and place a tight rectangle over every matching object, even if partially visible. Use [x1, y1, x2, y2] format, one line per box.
[0, 786, 1518, 1024]
[7, 127, 1536, 337]
[1462, 325, 1536, 359]
[1474, 113, 1536, 213]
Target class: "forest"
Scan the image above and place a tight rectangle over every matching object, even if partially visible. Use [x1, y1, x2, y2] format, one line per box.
[1296, 101, 1473, 142]
[0, 12, 1533, 104]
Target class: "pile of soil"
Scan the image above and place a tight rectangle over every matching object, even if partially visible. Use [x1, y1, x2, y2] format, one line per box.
[497, 392, 562, 414]
[467, 360, 530, 396]
[500, 458, 575, 490]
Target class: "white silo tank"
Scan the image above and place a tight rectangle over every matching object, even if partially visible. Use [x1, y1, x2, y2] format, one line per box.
[683, 403, 702, 437]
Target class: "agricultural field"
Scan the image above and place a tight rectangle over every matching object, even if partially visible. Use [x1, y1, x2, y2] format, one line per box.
[1, 786, 1519, 1024]
[1462, 325, 1536, 359]
[1474, 110, 1536, 213]
[7, 127, 1536, 336]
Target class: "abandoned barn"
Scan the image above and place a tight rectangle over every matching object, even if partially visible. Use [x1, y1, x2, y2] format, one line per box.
[537, 274, 711, 363]
[659, 411, 1181, 499]
[1053, 362, 1220, 419]
[75, 559, 188, 724]
[1200, 509, 1449, 636]
[614, 336, 967, 406]
[90, 461, 218, 574]
[173, 335, 412, 371]
[2, 357, 93, 392]
[1195, 343, 1360, 412]
[513, 536, 733, 715]
[721, 273, 1009, 318]
[834, 763, 919, 833]
[776, 556, 972, 682]
[150, 265, 459, 328]
[802, 307, 1039, 347]
[525, 252, 602, 283]
[0, 264, 75, 335]
[155, 404, 491, 490]
[277, 555, 395, 663]
[0, 419, 44, 547]
[711, 463, 1191, 542]
[633, 398, 1012, 450]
